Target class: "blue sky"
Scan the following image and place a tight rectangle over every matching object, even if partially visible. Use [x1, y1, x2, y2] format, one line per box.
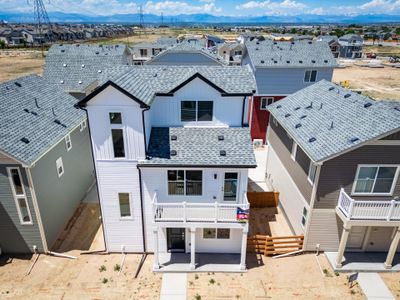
[1, 0, 400, 16]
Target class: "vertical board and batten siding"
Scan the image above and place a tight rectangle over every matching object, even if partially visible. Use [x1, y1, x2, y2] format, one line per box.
[30, 125, 95, 249]
[149, 77, 244, 128]
[255, 67, 334, 95]
[87, 85, 146, 252]
[140, 167, 248, 252]
[148, 53, 222, 66]
[0, 164, 44, 253]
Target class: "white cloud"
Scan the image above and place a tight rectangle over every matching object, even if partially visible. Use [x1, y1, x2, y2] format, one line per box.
[236, 0, 307, 16]
[199, 0, 215, 3]
[144, 1, 222, 15]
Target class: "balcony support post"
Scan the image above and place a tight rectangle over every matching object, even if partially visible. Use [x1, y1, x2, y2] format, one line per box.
[387, 200, 396, 221]
[214, 202, 218, 223]
[240, 224, 249, 270]
[190, 227, 196, 270]
[183, 202, 187, 223]
[153, 227, 160, 270]
[384, 227, 400, 269]
[335, 226, 351, 268]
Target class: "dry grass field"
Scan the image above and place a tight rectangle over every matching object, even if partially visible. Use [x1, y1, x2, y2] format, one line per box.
[0, 50, 45, 82]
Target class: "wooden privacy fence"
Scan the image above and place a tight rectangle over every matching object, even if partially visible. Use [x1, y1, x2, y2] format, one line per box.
[247, 191, 279, 208]
[248, 235, 304, 256]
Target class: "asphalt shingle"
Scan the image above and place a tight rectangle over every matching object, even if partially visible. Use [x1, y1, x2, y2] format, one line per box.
[267, 80, 400, 163]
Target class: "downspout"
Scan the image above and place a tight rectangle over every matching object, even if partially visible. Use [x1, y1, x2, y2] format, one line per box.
[137, 166, 147, 253]
[241, 96, 246, 127]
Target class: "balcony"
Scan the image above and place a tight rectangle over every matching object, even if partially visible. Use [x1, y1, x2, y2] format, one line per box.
[152, 192, 250, 224]
[337, 188, 400, 221]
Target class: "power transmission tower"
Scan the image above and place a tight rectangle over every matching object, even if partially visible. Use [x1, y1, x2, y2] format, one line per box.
[139, 5, 144, 35]
[161, 12, 164, 26]
[28, 0, 53, 56]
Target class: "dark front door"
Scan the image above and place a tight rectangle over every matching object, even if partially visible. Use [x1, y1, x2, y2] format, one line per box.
[167, 228, 185, 252]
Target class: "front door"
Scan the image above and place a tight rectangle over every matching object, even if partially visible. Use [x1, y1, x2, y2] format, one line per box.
[223, 172, 238, 202]
[167, 228, 185, 252]
[347, 227, 367, 250]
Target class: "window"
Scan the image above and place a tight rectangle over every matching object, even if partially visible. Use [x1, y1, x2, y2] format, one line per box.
[56, 157, 64, 177]
[109, 112, 122, 124]
[352, 165, 398, 195]
[203, 228, 230, 239]
[308, 162, 317, 184]
[181, 101, 213, 122]
[140, 48, 148, 57]
[65, 134, 72, 151]
[168, 170, 202, 196]
[111, 129, 125, 158]
[291, 142, 297, 161]
[234, 50, 242, 56]
[80, 120, 87, 132]
[8, 168, 33, 225]
[260, 97, 274, 110]
[301, 207, 308, 227]
[118, 193, 131, 218]
[304, 70, 318, 82]
[224, 173, 238, 201]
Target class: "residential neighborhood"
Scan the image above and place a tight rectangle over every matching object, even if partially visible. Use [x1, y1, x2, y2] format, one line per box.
[1, 1, 400, 299]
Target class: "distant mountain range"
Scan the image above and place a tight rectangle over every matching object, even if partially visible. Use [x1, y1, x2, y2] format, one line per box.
[1, 11, 400, 24]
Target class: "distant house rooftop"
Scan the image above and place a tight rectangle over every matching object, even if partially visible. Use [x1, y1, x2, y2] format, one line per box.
[245, 39, 337, 68]
[0, 75, 85, 166]
[267, 80, 400, 163]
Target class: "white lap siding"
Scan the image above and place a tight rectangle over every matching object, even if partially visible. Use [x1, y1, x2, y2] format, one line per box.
[194, 228, 242, 253]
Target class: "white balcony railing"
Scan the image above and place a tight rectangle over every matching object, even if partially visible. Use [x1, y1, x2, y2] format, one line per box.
[152, 192, 250, 223]
[337, 188, 400, 221]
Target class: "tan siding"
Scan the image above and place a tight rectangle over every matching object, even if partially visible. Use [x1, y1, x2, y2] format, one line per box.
[305, 209, 342, 251]
[315, 145, 400, 209]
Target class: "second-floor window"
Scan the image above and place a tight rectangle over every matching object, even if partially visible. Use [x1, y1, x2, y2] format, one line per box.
[260, 97, 274, 110]
[234, 50, 242, 56]
[140, 49, 148, 57]
[109, 112, 125, 158]
[8, 167, 33, 225]
[168, 170, 202, 196]
[181, 101, 213, 122]
[352, 165, 398, 195]
[304, 70, 317, 83]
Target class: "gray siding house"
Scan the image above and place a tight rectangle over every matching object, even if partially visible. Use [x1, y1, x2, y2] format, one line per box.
[338, 34, 363, 59]
[265, 80, 400, 270]
[0, 75, 95, 254]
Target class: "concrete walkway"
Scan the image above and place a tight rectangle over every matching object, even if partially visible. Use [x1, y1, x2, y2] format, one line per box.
[159, 273, 187, 300]
[358, 273, 394, 300]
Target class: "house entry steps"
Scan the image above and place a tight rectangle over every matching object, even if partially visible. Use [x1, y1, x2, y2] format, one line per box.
[159, 273, 187, 300]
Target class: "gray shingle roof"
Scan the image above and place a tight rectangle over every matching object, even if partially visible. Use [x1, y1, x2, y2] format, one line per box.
[0, 75, 86, 166]
[139, 127, 256, 167]
[43, 43, 131, 93]
[245, 40, 337, 68]
[267, 80, 400, 163]
[97, 65, 256, 106]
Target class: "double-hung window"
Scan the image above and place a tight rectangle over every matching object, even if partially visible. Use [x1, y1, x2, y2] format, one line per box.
[304, 70, 318, 83]
[7, 168, 33, 225]
[260, 97, 274, 110]
[308, 162, 317, 184]
[80, 120, 87, 132]
[203, 228, 230, 239]
[181, 101, 213, 122]
[65, 134, 72, 151]
[118, 193, 131, 218]
[109, 112, 125, 158]
[352, 165, 399, 195]
[140, 49, 148, 57]
[168, 170, 202, 196]
[301, 207, 308, 227]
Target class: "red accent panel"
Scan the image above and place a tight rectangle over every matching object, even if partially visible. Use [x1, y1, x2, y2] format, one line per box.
[250, 96, 286, 143]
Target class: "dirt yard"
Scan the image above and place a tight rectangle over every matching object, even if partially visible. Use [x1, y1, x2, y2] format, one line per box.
[187, 253, 365, 300]
[380, 273, 400, 299]
[333, 64, 400, 100]
[0, 50, 45, 82]
[249, 207, 293, 237]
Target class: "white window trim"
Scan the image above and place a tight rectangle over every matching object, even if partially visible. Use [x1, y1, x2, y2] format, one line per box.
[351, 164, 400, 196]
[79, 120, 87, 132]
[167, 169, 203, 197]
[118, 192, 133, 220]
[291, 142, 297, 161]
[7, 167, 33, 225]
[304, 70, 318, 83]
[56, 157, 64, 178]
[180, 100, 214, 123]
[260, 97, 274, 110]
[65, 134, 72, 151]
[272, 116, 278, 126]
[202, 228, 230, 239]
[307, 162, 317, 185]
[109, 111, 127, 159]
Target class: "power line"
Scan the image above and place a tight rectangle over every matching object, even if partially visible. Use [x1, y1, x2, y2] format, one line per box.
[28, 0, 53, 56]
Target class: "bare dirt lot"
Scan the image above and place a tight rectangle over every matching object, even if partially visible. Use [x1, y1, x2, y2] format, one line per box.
[187, 253, 365, 300]
[333, 64, 400, 100]
[380, 273, 400, 299]
[0, 50, 45, 82]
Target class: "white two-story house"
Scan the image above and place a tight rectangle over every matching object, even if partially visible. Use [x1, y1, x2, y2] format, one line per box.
[78, 65, 257, 271]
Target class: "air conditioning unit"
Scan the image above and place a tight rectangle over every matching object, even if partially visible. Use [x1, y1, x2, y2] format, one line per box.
[253, 139, 263, 149]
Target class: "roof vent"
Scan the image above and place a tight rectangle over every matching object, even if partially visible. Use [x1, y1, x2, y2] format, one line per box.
[21, 137, 30, 144]
[260, 60, 264, 64]
[273, 41, 277, 45]
[170, 150, 177, 156]
[98, 70, 102, 73]
[291, 41, 295, 45]
[255, 48, 259, 51]
[328, 86, 335, 91]
[54, 119, 61, 125]
[63, 63, 67, 67]
[329, 121, 334, 130]
[81, 64, 85, 68]
[153, 73, 158, 77]
[285, 113, 291, 118]
[76, 44, 80, 47]
[218, 135, 224, 141]
[306, 102, 313, 109]
[256, 41, 260, 45]
[394, 107, 400, 112]
[299, 60, 303, 63]
[277, 105, 282, 109]
[324, 60, 328, 63]
[14, 82, 22, 87]
[95, 51, 99, 55]
[311, 60, 316, 63]
[220, 150, 226, 156]
[295, 123, 302, 129]
[294, 106, 300, 110]
[60, 80, 64, 84]
[78, 81, 83, 84]
[309, 137, 316, 143]
[344, 93, 351, 98]
[24, 108, 30, 113]
[31, 111, 38, 116]
[273, 61, 277, 64]
[300, 115, 307, 119]
[308, 41, 312, 44]
[171, 135, 177, 141]
[61, 49, 65, 53]
[286, 60, 290, 63]
[350, 137, 359, 143]
[364, 102, 372, 108]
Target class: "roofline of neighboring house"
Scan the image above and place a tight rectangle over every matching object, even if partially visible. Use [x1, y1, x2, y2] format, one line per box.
[137, 163, 257, 168]
[77, 80, 150, 108]
[250, 64, 338, 69]
[0, 149, 26, 167]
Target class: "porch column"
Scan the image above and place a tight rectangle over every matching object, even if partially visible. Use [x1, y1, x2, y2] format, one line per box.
[190, 227, 196, 270]
[153, 227, 160, 269]
[240, 225, 249, 270]
[384, 227, 400, 269]
[335, 226, 351, 268]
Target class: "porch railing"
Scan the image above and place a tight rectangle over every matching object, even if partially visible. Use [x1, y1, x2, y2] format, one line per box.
[152, 192, 250, 223]
[337, 188, 400, 221]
